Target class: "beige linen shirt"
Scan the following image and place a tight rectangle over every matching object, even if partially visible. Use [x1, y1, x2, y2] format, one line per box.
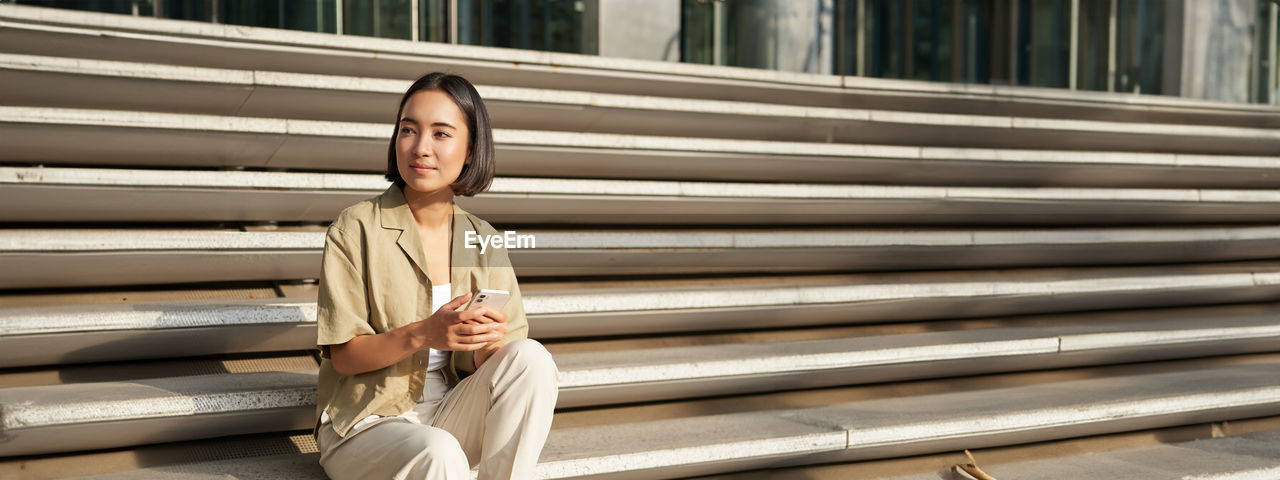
[315, 185, 529, 437]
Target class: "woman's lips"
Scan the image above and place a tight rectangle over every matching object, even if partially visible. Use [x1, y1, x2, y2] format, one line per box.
[410, 165, 437, 173]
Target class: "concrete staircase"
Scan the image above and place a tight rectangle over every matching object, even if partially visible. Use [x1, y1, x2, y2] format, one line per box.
[2, 4, 1280, 479]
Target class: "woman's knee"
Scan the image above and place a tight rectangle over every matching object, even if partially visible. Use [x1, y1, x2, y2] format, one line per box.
[404, 427, 464, 452]
[321, 423, 467, 479]
[502, 338, 557, 378]
[402, 428, 469, 472]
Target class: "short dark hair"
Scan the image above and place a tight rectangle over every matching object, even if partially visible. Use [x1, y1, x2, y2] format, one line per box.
[385, 72, 495, 196]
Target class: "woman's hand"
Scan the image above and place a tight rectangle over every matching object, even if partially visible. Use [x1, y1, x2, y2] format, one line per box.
[468, 306, 508, 367]
[416, 292, 507, 352]
[329, 292, 508, 376]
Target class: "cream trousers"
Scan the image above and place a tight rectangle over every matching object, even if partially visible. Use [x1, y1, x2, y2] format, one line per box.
[318, 338, 559, 480]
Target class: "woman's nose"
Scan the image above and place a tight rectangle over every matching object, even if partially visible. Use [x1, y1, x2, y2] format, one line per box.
[414, 137, 432, 157]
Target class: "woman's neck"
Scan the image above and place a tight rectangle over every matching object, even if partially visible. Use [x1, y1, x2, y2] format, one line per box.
[402, 185, 454, 231]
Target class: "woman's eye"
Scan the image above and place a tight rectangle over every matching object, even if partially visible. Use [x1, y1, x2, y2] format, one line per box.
[434, 131, 450, 138]
[400, 126, 414, 134]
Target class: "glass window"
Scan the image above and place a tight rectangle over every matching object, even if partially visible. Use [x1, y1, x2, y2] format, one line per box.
[858, 0, 986, 82]
[419, 0, 447, 42]
[1076, 0, 1109, 91]
[834, 0, 857, 74]
[220, 0, 281, 29]
[1115, 0, 1163, 94]
[720, 0, 787, 71]
[985, 0, 1014, 85]
[458, 0, 592, 53]
[159, 0, 211, 21]
[910, 0, 954, 82]
[12, 0, 135, 15]
[1273, 0, 1280, 103]
[219, 0, 337, 34]
[957, 0, 989, 84]
[865, 0, 908, 78]
[1252, 0, 1278, 103]
[343, 0, 412, 40]
[681, 0, 717, 65]
[1017, 0, 1069, 88]
[681, 0, 832, 73]
[291, 0, 337, 33]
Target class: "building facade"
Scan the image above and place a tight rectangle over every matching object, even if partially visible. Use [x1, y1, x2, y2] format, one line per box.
[10, 0, 1279, 103]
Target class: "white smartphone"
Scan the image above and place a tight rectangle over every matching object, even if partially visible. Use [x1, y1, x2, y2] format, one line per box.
[463, 288, 510, 312]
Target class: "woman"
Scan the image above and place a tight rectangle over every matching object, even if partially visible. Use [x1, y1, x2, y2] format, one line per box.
[313, 72, 558, 480]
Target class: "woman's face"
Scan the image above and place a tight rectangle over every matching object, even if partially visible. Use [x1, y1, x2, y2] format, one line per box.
[395, 89, 471, 197]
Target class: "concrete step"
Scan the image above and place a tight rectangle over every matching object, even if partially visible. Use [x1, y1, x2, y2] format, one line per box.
[61, 453, 324, 480]
[7, 165, 1280, 227]
[537, 362, 1280, 479]
[0, 298, 318, 367]
[688, 415, 1280, 480]
[50, 429, 1280, 480]
[0, 369, 317, 457]
[547, 354, 1280, 435]
[8, 113, 1279, 189]
[0, 430, 320, 480]
[555, 304, 1280, 407]
[6, 216, 1280, 277]
[0, 5, 1275, 129]
[52, 361, 1280, 479]
[13, 166, 1280, 223]
[5, 265, 1280, 366]
[12, 223, 1280, 286]
[0, 229, 321, 289]
[0, 352, 319, 389]
[0, 166, 385, 223]
[372, 262, 1280, 338]
[875, 429, 1280, 480]
[3, 53, 1278, 155]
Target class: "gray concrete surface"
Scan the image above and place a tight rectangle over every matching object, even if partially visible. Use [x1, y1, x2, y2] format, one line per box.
[877, 429, 1280, 480]
[7, 112, 1280, 187]
[0, 370, 317, 456]
[4, 262, 1280, 339]
[8, 158, 1280, 226]
[67, 453, 326, 480]
[538, 362, 1280, 478]
[556, 311, 1280, 407]
[6, 53, 1280, 154]
[9, 219, 1280, 279]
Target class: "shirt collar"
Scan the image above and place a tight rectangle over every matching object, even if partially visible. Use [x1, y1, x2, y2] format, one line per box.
[377, 185, 480, 280]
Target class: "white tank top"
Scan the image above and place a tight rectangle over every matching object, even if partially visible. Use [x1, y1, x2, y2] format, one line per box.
[426, 282, 453, 372]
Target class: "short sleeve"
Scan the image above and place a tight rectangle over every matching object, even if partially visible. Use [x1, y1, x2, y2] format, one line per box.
[315, 224, 375, 358]
[500, 266, 530, 342]
[487, 224, 529, 342]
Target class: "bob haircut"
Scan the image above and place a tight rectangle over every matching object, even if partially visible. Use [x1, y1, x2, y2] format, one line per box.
[385, 72, 495, 197]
